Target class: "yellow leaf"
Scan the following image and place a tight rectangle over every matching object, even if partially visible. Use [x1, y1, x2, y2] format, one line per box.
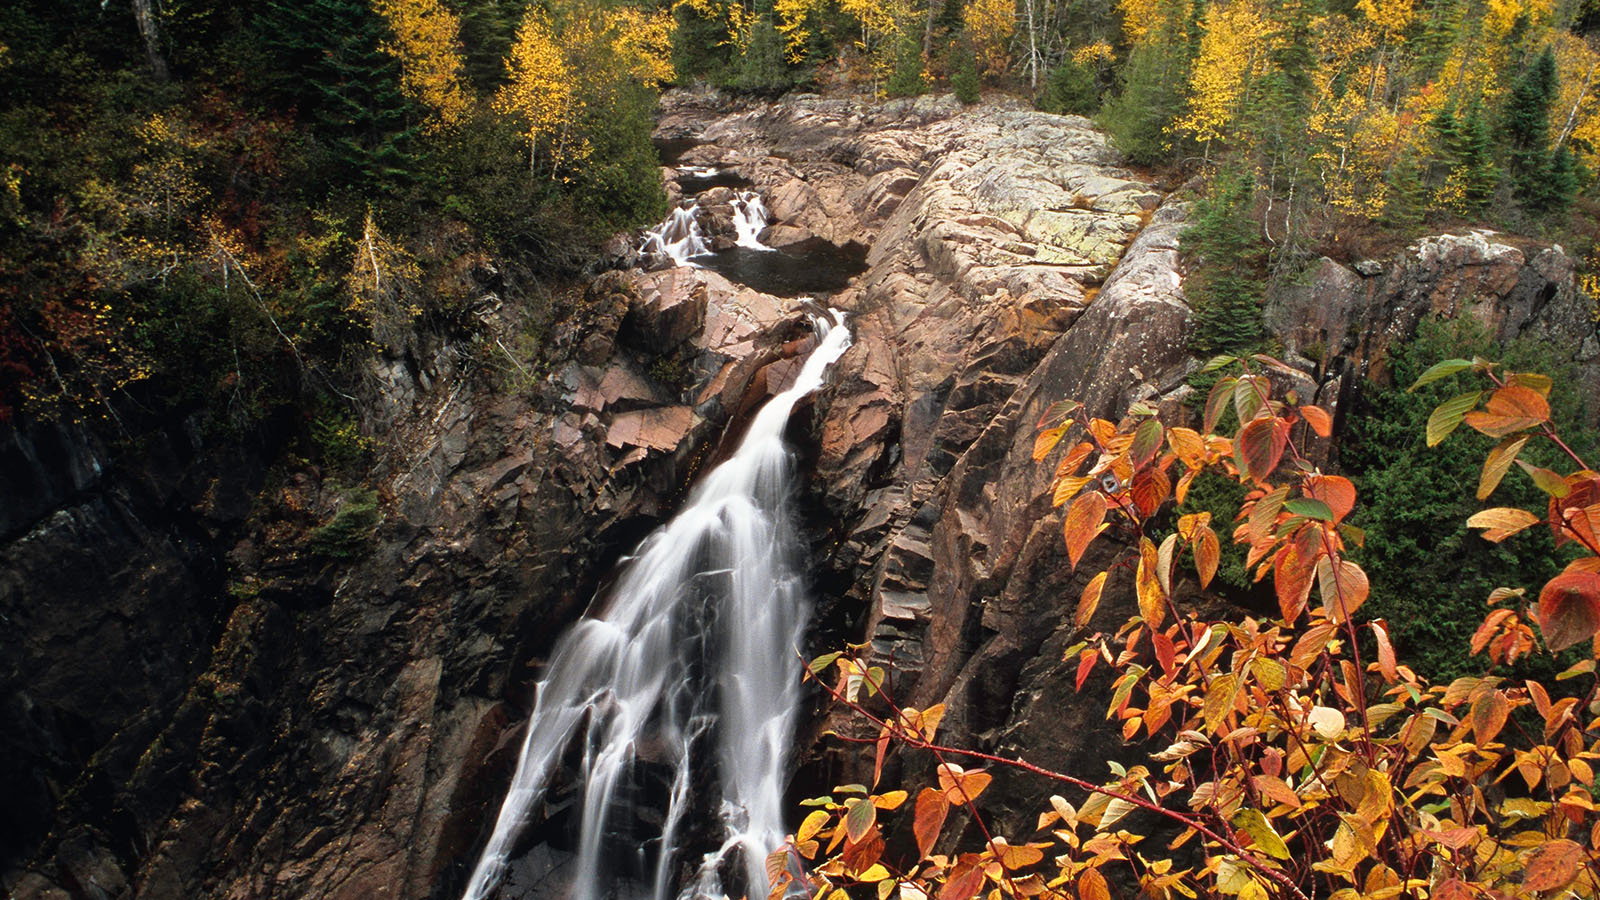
[1231, 809, 1290, 859]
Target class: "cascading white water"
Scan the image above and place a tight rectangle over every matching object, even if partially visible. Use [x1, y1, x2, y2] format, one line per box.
[461, 310, 853, 900]
[641, 204, 710, 265]
[731, 192, 774, 251]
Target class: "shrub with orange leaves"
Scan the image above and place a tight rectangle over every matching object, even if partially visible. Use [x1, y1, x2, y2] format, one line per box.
[792, 352, 1600, 900]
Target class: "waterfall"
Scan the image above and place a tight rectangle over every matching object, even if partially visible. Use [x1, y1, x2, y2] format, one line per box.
[461, 311, 853, 900]
[731, 192, 774, 251]
[641, 204, 709, 265]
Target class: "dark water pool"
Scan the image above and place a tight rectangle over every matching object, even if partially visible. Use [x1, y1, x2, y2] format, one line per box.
[654, 136, 699, 166]
[698, 238, 868, 297]
[677, 170, 753, 194]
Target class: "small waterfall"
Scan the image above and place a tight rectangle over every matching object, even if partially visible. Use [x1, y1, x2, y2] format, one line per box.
[731, 192, 774, 251]
[641, 204, 709, 265]
[461, 311, 854, 900]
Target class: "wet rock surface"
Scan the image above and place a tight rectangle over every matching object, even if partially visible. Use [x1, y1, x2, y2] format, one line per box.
[4, 88, 1598, 900]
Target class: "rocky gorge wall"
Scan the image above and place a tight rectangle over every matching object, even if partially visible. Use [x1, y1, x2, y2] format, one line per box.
[3, 90, 1598, 900]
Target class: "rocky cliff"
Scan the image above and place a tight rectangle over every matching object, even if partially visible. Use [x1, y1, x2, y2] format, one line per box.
[4, 91, 1597, 900]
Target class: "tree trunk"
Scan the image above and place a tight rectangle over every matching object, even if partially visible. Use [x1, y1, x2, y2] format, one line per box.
[129, 0, 170, 82]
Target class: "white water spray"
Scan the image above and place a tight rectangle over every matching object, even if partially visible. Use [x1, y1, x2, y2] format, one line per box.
[731, 192, 774, 251]
[461, 311, 853, 900]
[641, 204, 710, 265]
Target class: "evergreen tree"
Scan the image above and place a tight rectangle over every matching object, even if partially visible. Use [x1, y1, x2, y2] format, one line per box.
[1037, 56, 1098, 115]
[456, 0, 521, 91]
[1184, 168, 1265, 355]
[1382, 149, 1427, 230]
[950, 37, 981, 104]
[1504, 45, 1559, 206]
[672, 2, 736, 84]
[256, 0, 417, 193]
[884, 31, 929, 98]
[1434, 100, 1498, 213]
[736, 0, 790, 93]
[1098, 5, 1195, 166]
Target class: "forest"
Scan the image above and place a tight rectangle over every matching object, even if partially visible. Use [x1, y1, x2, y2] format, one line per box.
[6, 0, 1600, 898]
[4, 0, 1600, 430]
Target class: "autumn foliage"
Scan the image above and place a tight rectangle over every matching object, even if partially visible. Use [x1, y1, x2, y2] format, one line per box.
[792, 354, 1600, 900]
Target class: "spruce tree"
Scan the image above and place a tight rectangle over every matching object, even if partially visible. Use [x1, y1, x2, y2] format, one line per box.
[885, 32, 929, 98]
[1184, 169, 1265, 355]
[1037, 57, 1098, 115]
[256, 0, 417, 193]
[950, 38, 981, 104]
[735, 0, 790, 93]
[1504, 46, 1559, 206]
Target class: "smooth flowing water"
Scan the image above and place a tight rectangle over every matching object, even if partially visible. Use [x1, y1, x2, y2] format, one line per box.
[460, 311, 853, 900]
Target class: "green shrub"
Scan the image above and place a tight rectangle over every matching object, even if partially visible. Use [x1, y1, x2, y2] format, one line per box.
[309, 487, 381, 559]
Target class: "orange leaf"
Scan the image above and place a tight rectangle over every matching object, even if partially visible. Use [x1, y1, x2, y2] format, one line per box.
[913, 787, 948, 859]
[1524, 838, 1584, 892]
[1195, 525, 1220, 590]
[1462, 383, 1549, 437]
[937, 763, 993, 804]
[1137, 537, 1167, 628]
[1063, 492, 1109, 570]
[1317, 555, 1370, 623]
[1077, 868, 1111, 900]
[1538, 571, 1600, 652]
[1236, 416, 1289, 484]
[1299, 404, 1333, 437]
[1055, 441, 1094, 478]
[1032, 426, 1066, 462]
[1433, 879, 1474, 900]
[1304, 475, 1357, 523]
[1371, 621, 1397, 682]
[1470, 690, 1510, 744]
[1077, 571, 1108, 628]
[1168, 426, 1205, 465]
[939, 864, 985, 900]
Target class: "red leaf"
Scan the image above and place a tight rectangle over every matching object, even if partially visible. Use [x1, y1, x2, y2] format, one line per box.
[1075, 647, 1097, 690]
[1273, 529, 1321, 623]
[1063, 492, 1109, 570]
[1538, 571, 1600, 652]
[1130, 465, 1171, 518]
[1236, 416, 1289, 484]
